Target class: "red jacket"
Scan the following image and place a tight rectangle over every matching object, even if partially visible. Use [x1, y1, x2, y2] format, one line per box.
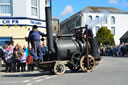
[26, 56, 33, 64]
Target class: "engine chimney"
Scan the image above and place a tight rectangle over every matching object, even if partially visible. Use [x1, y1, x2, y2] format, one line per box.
[45, 7, 55, 53]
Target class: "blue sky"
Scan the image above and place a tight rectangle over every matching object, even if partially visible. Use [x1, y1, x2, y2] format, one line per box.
[52, 0, 128, 21]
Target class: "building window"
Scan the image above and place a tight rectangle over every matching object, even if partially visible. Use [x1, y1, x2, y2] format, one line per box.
[45, 0, 48, 6]
[31, 0, 38, 16]
[95, 26, 100, 33]
[54, 27, 57, 32]
[111, 16, 115, 24]
[76, 18, 81, 27]
[70, 23, 75, 28]
[88, 15, 92, 22]
[102, 17, 107, 24]
[0, 0, 11, 15]
[96, 16, 99, 21]
[111, 27, 115, 35]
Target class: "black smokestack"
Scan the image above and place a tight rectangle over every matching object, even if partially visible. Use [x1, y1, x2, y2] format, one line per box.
[45, 7, 55, 53]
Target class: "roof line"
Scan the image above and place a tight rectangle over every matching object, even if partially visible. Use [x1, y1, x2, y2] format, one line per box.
[61, 6, 128, 25]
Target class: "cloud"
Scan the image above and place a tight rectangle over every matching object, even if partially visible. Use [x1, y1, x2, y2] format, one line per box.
[61, 5, 74, 19]
[109, 0, 119, 4]
[109, 0, 128, 7]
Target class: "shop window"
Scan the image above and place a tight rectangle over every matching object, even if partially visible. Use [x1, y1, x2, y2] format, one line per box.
[0, 0, 11, 15]
[31, 0, 38, 16]
[111, 16, 115, 24]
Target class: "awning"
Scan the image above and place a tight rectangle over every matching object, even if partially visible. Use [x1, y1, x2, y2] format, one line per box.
[0, 37, 12, 41]
[120, 31, 128, 43]
[0, 37, 12, 45]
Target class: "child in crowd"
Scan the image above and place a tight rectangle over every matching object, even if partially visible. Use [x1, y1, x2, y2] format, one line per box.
[20, 52, 26, 72]
[23, 45, 29, 57]
[26, 52, 34, 71]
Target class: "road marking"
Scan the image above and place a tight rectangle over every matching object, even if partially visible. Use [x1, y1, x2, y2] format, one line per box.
[33, 75, 57, 82]
[22, 75, 57, 83]
[22, 80, 31, 83]
[45, 75, 57, 79]
[34, 79, 45, 82]
[27, 83, 33, 85]
[0, 82, 19, 84]
[33, 75, 48, 80]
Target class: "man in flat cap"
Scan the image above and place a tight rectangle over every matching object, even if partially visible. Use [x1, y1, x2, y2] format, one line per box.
[27, 25, 46, 63]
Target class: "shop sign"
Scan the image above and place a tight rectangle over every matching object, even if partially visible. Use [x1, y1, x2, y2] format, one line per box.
[2, 19, 19, 24]
[30, 20, 41, 25]
[0, 19, 45, 27]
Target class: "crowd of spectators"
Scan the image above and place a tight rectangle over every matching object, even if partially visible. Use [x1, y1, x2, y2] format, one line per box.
[99, 43, 128, 57]
[1, 40, 128, 72]
[0, 41, 47, 73]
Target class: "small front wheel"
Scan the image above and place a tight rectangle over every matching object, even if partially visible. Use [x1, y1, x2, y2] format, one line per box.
[53, 63, 66, 75]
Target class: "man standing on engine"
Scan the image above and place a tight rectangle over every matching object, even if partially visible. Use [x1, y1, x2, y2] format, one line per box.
[27, 25, 46, 63]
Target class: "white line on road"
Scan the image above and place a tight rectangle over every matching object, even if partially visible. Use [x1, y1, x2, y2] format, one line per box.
[45, 75, 57, 79]
[26, 83, 33, 85]
[34, 79, 45, 82]
[22, 75, 57, 83]
[33, 75, 48, 80]
[22, 80, 31, 83]
[33, 75, 57, 82]
[0, 82, 19, 84]
[21, 75, 57, 84]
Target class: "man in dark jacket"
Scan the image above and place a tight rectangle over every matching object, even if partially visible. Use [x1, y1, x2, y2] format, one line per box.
[84, 28, 94, 38]
[27, 25, 46, 62]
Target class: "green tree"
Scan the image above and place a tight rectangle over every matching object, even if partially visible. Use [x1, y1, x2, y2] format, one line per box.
[96, 27, 115, 45]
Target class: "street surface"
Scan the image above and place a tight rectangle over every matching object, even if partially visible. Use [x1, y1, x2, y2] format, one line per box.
[0, 56, 128, 85]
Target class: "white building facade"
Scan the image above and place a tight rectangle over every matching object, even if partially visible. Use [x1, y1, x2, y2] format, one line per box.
[0, 0, 48, 46]
[60, 7, 128, 45]
[0, 0, 47, 27]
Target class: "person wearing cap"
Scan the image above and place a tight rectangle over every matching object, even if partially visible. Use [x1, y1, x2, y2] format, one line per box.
[84, 28, 94, 38]
[27, 25, 46, 62]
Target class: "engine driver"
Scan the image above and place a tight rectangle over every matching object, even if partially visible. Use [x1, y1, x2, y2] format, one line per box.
[27, 25, 46, 63]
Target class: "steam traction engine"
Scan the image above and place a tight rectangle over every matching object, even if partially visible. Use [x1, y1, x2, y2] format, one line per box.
[30, 7, 100, 75]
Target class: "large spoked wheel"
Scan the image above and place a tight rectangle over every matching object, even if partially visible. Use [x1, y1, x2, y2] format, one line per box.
[80, 55, 96, 72]
[68, 64, 80, 72]
[53, 63, 66, 75]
